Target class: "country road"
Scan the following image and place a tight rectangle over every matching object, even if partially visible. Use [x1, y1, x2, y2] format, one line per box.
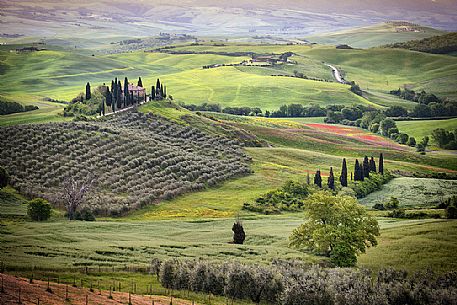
[326, 64, 346, 84]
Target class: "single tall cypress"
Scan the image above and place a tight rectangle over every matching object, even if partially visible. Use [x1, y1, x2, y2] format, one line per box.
[363, 156, 370, 178]
[339, 158, 348, 187]
[369, 157, 377, 173]
[151, 86, 155, 100]
[117, 80, 122, 109]
[138, 77, 143, 87]
[85, 82, 91, 100]
[106, 88, 112, 107]
[379, 153, 384, 175]
[314, 170, 322, 188]
[113, 78, 118, 105]
[101, 99, 105, 116]
[354, 160, 361, 181]
[328, 167, 335, 191]
[111, 80, 115, 94]
[156, 79, 161, 97]
[124, 77, 129, 106]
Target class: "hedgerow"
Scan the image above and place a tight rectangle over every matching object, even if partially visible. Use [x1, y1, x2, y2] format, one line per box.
[0, 110, 251, 215]
[152, 257, 457, 305]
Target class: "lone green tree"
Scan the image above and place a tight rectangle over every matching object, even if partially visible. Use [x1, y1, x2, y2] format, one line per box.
[290, 191, 380, 267]
[85, 82, 91, 100]
[0, 166, 10, 189]
[314, 170, 322, 188]
[327, 167, 335, 191]
[339, 158, 348, 187]
[27, 198, 52, 221]
[150, 86, 155, 100]
[232, 219, 246, 244]
[138, 77, 143, 87]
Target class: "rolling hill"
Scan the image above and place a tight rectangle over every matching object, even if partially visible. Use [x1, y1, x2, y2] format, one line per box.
[306, 22, 446, 48]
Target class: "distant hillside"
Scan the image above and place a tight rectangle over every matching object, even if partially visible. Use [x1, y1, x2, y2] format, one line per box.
[382, 32, 457, 54]
[307, 22, 445, 49]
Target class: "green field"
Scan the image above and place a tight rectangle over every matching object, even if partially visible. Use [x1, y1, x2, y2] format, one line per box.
[359, 177, 457, 208]
[2, 34, 457, 297]
[396, 118, 457, 143]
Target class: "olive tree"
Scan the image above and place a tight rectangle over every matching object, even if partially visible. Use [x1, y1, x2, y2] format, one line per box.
[62, 176, 95, 220]
[289, 191, 379, 267]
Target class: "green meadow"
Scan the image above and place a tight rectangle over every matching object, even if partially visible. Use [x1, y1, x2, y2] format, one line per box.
[1, 37, 457, 300]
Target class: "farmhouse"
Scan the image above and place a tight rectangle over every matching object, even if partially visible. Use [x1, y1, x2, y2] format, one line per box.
[127, 83, 146, 102]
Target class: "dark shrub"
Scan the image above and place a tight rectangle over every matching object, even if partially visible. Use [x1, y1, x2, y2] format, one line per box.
[27, 198, 52, 221]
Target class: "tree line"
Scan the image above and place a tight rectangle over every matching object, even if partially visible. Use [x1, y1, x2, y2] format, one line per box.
[0, 98, 38, 115]
[181, 102, 328, 118]
[325, 105, 436, 152]
[151, 257, 457, 305]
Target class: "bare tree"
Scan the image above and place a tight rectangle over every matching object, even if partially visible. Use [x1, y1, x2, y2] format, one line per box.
[62, 176, 95, 220]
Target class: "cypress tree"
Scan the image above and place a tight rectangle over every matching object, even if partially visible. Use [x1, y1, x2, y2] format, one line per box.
[232, 220, 245, 244]
[156, 79, 161, 97]
[124, 77, 129, 106]
[85, 82, 91, 100]
[379, 153, 384, 175]
[111, 80, 115, 93]
[328, 167, 335, 191]
[354, 160, 361, 181]
[117, 80, 122, 109]
[112, 97, 115, 113]
[106, 88, 112, 107]
[138, 77, 143, 87]
[151, 86, 155, 100]
[339, 158, 348, 187]
[113, 78, 118, 105]
[160, 84, 164, 99]
[363, 156, 370, 178]
[351, 172, 353, 181]
[101, 99, 105, 116]
[314, 170, 322, 188]
[369, 157, 376, 173]
[163, 86, 167, 98]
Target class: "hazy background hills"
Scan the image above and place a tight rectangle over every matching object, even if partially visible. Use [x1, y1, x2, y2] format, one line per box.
[1, 0, 456, 40]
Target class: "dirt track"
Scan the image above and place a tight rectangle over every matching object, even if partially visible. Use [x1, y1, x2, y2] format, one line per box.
[0, 273, 195, 305]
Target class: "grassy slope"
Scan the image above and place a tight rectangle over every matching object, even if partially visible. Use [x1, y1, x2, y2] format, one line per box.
[359, 177, 457, 208]
[302, 47, 457, 100]
[358, 219, 457, 273]
[397, 118, 457, 142]
[306, 23, 445, 49]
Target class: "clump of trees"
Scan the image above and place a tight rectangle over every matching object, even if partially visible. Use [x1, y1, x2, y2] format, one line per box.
[0, 98, 38, 115]
[290, 191, 379, 267]
[150, 256, 457, 304]
[325, 105, 440, 152]
[243, 180, 310, 214]
[383, 32, 457, 54]
[27, 198, 52, 221]
[432, 128, 457, 149]
[244, 154, 389, 213]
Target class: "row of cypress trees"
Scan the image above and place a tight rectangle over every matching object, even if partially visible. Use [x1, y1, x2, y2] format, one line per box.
[86, 77, 168, 116]
[311, 153, 384, 190]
